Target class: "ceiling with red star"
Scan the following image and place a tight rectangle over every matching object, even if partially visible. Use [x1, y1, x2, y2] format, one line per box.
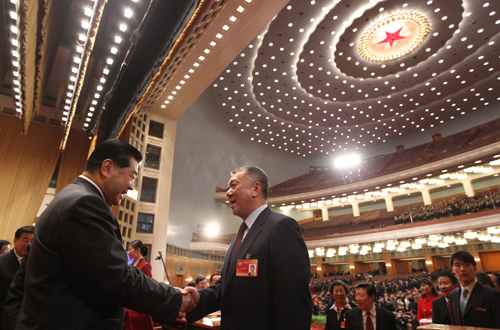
[203, 0, 500, 159]
[378, 27, 406, 47]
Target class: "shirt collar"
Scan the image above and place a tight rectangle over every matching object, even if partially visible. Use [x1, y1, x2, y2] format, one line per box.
[244, 204, 267, 231]
[362, 304, 377, 317]
[13, 249, 23, 264]
[330, 297, 351, 310]
[461, 279, 477, 294]
[79, 175, 105, 200]
[133, 256, 143, 267]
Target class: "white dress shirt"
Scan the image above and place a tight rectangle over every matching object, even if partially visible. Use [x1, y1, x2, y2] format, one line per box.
[241, 204, 267, 242]
[79, 175, 105, 200]
[362, 305, 377, 330]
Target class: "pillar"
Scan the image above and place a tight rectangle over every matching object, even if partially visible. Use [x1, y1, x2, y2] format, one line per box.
[384, 252, 394, 275]
[384, 197, 394, 212]
[151, 117, 177, 282]
[321, 207, 330, 221]
[468, 244, 483, 272]
[462, 179, 475, 197]
[423, 248, 436, 273]
[349, 255, 356, 275]
[352, 202, 360, 217]
[421, 189, 432, 206]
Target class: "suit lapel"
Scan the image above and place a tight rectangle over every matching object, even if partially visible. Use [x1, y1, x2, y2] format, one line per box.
[222, 236, 236, 281]
[222, 207, 269, 293]
[463, 283, 482, 315]
[6, 250, 19, 274]
[375, 307, 383, 328]
[451, 289, 462, 323]
[356, 308, 363, 328]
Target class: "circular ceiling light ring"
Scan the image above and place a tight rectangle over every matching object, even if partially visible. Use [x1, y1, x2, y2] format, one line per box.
[358, 12, 430, 63]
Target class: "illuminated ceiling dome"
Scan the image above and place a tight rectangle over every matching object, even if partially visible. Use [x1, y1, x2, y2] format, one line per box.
[211, 0, 500, 158]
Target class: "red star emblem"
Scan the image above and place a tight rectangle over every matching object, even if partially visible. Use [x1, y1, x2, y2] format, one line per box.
[378, 27, 406, 47]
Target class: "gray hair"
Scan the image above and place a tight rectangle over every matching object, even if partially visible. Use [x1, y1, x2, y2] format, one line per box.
[231, 166, 268, 199]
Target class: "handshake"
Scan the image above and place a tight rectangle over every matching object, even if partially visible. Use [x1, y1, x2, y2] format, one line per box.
[178, 286, 200, 318]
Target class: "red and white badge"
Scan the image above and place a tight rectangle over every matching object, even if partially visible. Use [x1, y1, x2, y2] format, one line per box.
[236, 259, 258, 277]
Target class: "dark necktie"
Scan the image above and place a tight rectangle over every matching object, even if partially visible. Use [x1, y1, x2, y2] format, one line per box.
[231, 221, 247, 259]
[447, 299, 450, 313]
[366, 311, 374, 330]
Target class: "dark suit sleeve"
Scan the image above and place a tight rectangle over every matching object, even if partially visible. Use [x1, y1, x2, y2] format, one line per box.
[2, 245, 29, 330]
[489, 288, 500, 328]
[431, 298, 439, 324]
[376, 308, 398, 330]
[324, 306, 335, 330]
[269, 217, 312, 329]
[58, 194, 182, 318]
[449, 290, 459, 325]
[382, 309, 398, 330]
[344, 309, 356, 330]
[186, 277, 222, 322]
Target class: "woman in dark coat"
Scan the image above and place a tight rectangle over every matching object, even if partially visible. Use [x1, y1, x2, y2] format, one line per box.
[325, 280, 357, 330]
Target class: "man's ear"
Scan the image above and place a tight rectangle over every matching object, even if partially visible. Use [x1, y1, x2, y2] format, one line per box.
[252, 181, 261, 198]
[101, 159, 114, 178]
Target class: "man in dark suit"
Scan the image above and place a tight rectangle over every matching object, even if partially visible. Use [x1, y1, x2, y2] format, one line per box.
[12, 140, 198, 330]
[187, 166, 312, 330]
[432, 270, 459, 325]
[449, 251, 500, 328]
[0, 226, 34, 329]
[345, 283, 397, 330]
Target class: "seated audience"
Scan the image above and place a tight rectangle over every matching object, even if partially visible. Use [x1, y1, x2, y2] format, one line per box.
[407, 297, 418, 312]
[409, 310, 419, 330]
[395, 309, 407, 330]
[379, 297, 395, 312]
[194, 275, 208, 290]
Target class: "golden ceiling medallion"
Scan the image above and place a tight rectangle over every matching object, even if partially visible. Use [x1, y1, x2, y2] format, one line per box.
[358, 12, 430, 63]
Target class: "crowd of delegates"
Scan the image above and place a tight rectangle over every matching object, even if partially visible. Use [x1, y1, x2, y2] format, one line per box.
[395, 190, 500, 224]
[310, 273, 429, 317]
[311, 254, 500, 330]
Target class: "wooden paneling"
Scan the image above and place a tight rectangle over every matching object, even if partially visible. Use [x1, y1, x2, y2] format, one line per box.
[479, 251, 500, 271]
[0, 114, 62, 240]
[163, 252, 223, 287]
[55, 129, 91, 194]
[393, 260, 410, 275]
[357, 262, 372, 273]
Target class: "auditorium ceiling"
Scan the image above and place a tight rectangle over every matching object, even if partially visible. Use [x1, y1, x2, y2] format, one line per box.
[1, 0, 499, 157]
[205, 0, 500, 158]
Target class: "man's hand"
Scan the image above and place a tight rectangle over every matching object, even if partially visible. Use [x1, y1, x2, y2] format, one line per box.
[178, 287, 200, 318]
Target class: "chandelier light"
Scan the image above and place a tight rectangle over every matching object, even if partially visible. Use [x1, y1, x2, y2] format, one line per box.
[315, 247, 325, 256]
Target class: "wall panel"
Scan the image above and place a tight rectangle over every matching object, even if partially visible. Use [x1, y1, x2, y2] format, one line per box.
[0, 114, 61, 240]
